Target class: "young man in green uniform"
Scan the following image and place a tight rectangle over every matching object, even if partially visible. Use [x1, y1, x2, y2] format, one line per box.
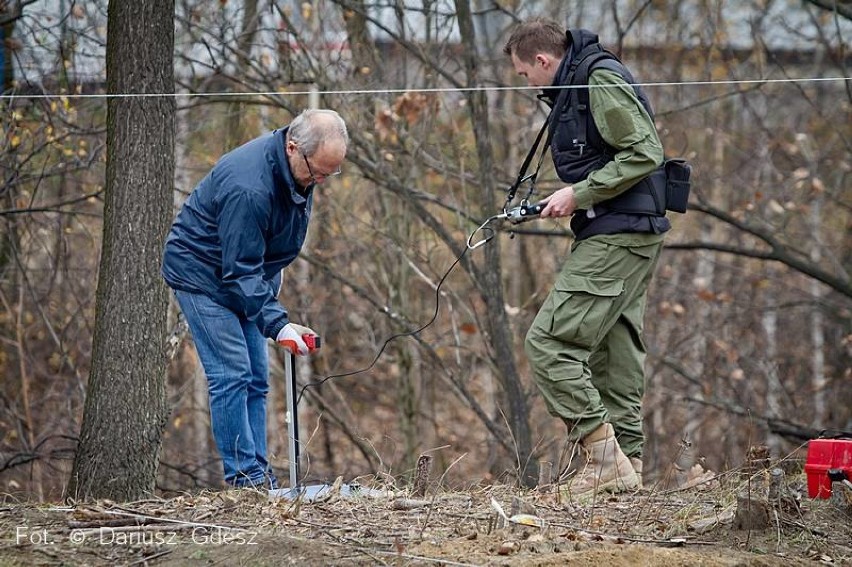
[504, 18, 670, 496]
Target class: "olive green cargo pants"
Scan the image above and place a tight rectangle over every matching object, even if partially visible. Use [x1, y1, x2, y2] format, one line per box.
[524, 233, 664, 459]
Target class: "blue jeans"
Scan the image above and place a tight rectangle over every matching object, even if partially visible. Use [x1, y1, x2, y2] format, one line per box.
[175, 290, 277, 489]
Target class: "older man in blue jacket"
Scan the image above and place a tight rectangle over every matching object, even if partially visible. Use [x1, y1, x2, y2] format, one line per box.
[163, 109, 349, 489]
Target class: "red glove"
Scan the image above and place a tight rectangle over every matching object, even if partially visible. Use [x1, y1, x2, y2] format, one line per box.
[276, 323, 320, 356]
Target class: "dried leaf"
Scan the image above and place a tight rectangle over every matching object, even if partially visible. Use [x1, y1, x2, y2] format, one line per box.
[696, 289, 716, 301]
[375, 109, 397, 143]
[459, 322, 477, 334]
[392, 92, 431, 125]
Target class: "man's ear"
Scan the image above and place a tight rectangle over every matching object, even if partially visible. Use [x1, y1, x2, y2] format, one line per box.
[535, 53, 550, 68]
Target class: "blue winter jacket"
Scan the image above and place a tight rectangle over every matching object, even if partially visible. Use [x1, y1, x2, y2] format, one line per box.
[162, 127, 310, 339]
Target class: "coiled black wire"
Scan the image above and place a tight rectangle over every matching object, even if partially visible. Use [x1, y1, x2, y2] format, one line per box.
[296, 245, 471, 404]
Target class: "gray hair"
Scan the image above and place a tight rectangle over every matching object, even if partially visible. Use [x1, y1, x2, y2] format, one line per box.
[287, 109, 349, 156]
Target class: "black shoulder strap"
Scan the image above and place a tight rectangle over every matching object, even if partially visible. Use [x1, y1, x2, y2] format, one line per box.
[567, 41, 624, 109]
[505, 110, 554, 207]
[564, 45, 621, 154]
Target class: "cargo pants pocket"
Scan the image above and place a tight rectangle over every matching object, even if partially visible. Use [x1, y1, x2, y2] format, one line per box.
[548, 274, 625, 351]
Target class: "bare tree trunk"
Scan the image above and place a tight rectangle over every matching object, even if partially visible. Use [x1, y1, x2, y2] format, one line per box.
[753, 110, 782, 458]
[761, 276, 781, 458]
[797, 134, 828, 425]
[67, 0, 175, 501]
[809, 196, 826, 424]
[397, 333, 419, 476]
[391, 206, 420, 476]
[677, 113, 723, 483]
[225, 0, 259, 148]
[1, 14, 14, 91]
[342, 0, 381, 81]
[13, 268, 41, 500]
[454, 0, 536, 487]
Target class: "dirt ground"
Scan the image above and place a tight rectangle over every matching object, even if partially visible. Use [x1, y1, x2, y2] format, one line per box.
[1, 472, 850, 567]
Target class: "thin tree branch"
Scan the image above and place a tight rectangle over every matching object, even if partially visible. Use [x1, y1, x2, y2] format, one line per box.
[0, 434, 78, 473]
[0, 188, 104, 216]
[0, 0, 42, 27]
[802, 0, 852, 20]
[299, 252, 514, 455]
[681, 395, 826, 442]
[672, 202, 852, 298]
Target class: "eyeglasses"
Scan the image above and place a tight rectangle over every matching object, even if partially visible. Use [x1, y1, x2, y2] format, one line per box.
[301, 151, 342, 185]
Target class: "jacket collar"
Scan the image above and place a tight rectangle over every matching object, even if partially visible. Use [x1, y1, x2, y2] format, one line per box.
[540, 29, 601, 104]
[540, 46, 572, 104]
[272, 127, 311, 205]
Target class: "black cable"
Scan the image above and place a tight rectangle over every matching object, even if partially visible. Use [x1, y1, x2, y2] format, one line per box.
[296, 245, 469, 404]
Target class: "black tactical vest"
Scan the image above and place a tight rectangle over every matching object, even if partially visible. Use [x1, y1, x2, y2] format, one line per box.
[541, 30, 670, 239]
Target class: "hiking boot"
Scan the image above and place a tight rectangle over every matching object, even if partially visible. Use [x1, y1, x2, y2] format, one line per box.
[561, 423, 639, 499]
[630, 457, 643, 489]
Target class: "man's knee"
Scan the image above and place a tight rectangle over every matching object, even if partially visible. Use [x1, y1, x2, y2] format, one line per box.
[524, 320, 552, 364]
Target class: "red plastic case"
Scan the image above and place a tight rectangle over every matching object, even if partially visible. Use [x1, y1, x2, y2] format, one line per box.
[804, 438, 852, 498]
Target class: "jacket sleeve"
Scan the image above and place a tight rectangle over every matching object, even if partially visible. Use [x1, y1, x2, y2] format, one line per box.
[571, 69, 665, 210]
[215, 184, 289, 339]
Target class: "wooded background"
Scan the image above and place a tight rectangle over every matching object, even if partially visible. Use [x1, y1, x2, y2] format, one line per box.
[1, 0, 850, 501]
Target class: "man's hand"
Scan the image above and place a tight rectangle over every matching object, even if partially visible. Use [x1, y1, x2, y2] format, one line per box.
[540, 185, 577, 218]
[289, 323, 319, 353]
[276, 323, 319, 356]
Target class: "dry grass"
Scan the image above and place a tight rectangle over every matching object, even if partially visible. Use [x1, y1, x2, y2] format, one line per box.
[0, 467, 849, 566]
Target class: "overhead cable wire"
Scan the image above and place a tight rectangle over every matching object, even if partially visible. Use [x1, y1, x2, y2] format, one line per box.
[1, 76, 850, 100]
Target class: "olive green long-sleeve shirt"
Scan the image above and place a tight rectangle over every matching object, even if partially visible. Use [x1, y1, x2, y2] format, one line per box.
[570, 69, 664, 211]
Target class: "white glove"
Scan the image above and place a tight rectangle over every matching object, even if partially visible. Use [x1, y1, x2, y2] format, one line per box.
[289, 322, 318, 339]
[276, 323, 319, 356]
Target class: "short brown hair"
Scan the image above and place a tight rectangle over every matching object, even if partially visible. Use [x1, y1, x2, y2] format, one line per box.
[503, 18, 568, 63]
